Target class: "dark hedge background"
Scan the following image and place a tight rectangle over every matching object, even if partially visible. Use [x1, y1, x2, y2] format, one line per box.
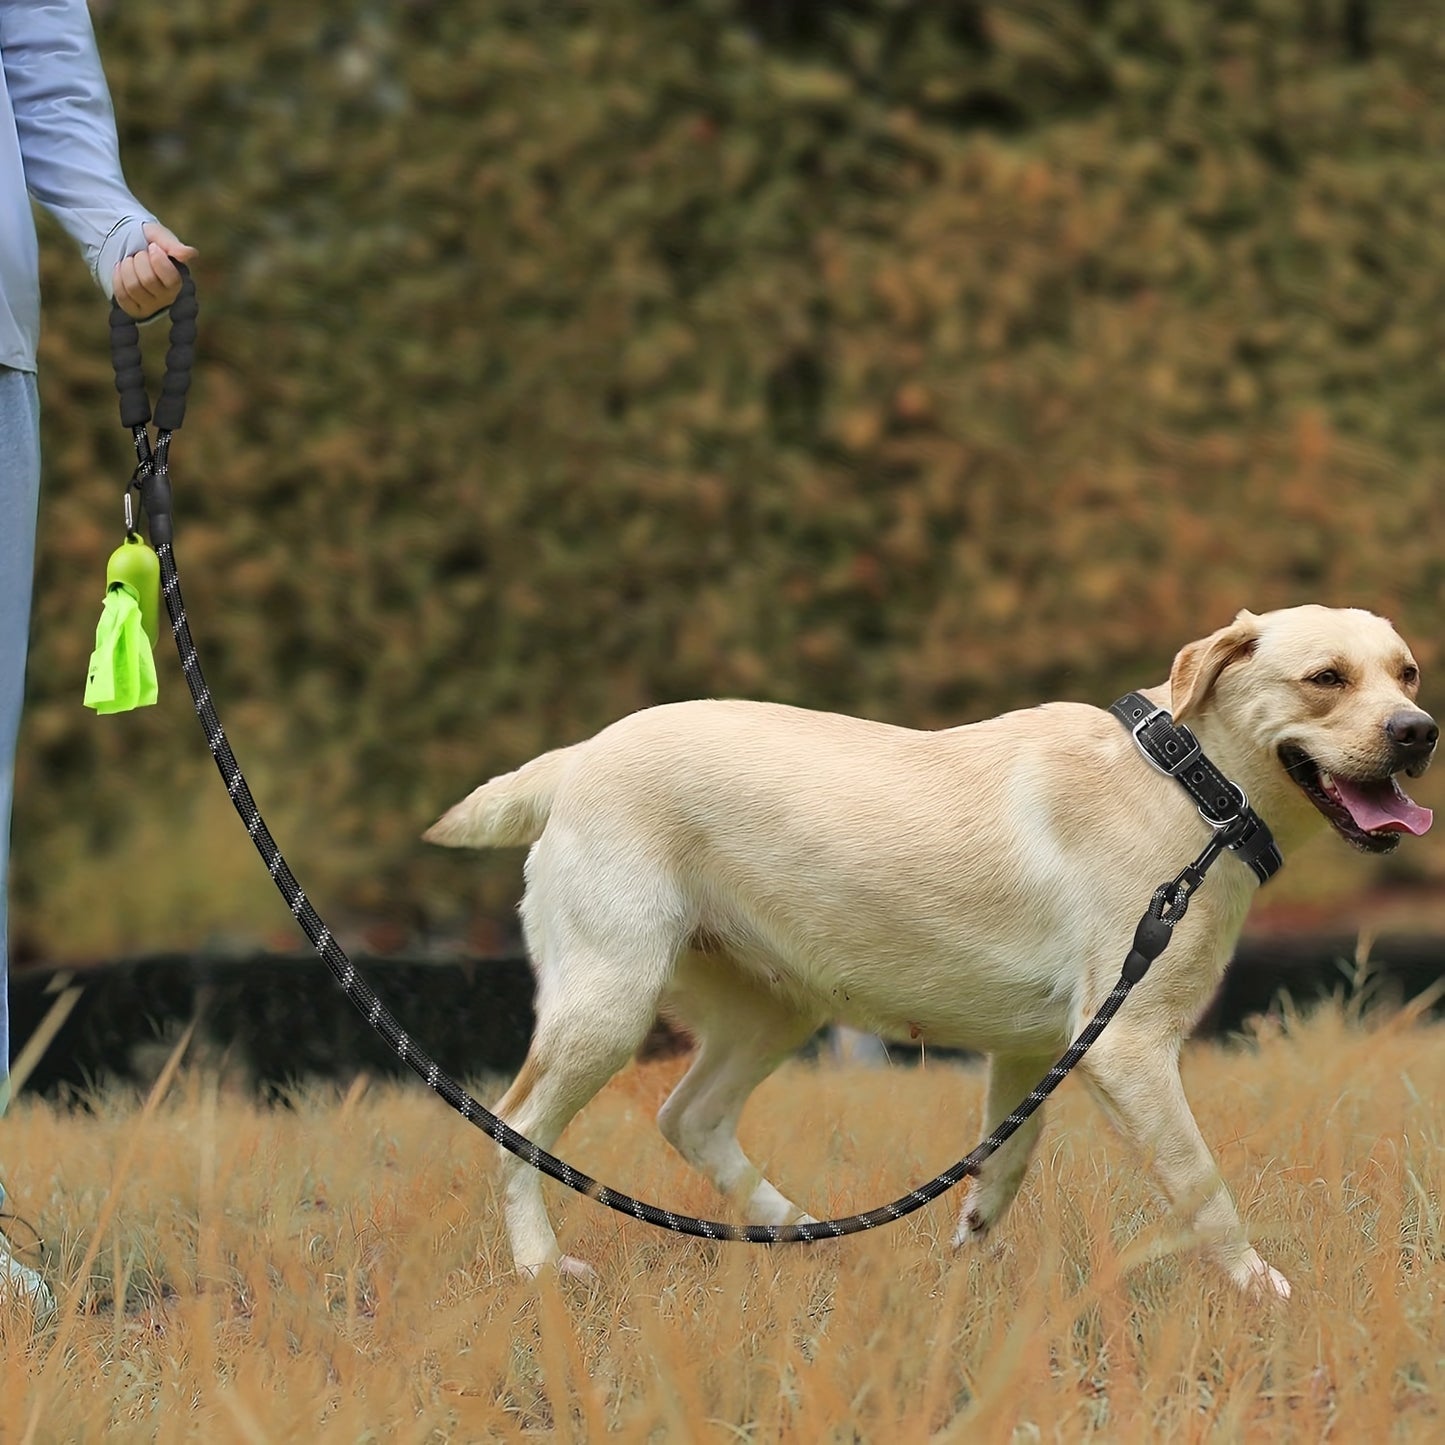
[12, 934, 1438, 1100]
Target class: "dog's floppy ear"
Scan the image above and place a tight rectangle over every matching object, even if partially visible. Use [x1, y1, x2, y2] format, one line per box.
[1169, 610, 1261, 722]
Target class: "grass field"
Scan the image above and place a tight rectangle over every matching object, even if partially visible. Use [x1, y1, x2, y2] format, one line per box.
[1, 997, 1442, 1442]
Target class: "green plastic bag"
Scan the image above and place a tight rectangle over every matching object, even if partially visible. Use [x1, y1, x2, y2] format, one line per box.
[84, 580, 158, 713]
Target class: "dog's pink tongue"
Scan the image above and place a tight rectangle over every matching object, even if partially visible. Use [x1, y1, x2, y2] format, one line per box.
[1331, 776, 1433, 835]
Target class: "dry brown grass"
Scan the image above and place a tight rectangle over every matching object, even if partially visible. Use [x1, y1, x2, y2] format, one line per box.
[1, 999, 1442, 1442]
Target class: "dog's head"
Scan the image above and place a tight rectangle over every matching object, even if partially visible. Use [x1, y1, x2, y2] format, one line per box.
[1169, 605, 1435, 853]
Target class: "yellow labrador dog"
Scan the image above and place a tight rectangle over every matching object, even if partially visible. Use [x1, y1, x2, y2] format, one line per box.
[426, 605, 1434, 1294]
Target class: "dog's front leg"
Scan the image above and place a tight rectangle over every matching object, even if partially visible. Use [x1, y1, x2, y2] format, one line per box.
[1080, 1027, 1291, 1299]
[952, 1049, 1059, 1249]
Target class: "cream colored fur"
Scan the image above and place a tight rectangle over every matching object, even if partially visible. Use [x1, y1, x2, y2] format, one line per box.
[426, 605, 1433, 1296]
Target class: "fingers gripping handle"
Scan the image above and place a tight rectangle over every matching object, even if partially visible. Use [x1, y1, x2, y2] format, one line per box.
[108, 263, 197, 433]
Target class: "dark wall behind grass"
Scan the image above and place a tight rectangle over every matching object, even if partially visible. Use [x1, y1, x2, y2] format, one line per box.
[15, 0, 1445, 959]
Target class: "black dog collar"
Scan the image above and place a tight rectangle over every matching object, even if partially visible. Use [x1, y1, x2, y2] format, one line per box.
[1108, 692, 1284, 885]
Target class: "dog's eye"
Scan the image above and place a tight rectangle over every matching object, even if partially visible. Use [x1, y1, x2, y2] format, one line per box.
[1403, 664, 1420, 686]
[1307, 669, 1346, 688]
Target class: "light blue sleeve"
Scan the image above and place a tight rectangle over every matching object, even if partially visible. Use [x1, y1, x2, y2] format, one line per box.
[0, 0, 154, 297]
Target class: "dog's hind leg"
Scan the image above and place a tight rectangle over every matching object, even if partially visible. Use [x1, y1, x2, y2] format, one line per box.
[494, 843, 687, 1277]
[493, 963, 669, 1277]
[952, 1049, 1058, 1249]
[657, 957, 823, 1226]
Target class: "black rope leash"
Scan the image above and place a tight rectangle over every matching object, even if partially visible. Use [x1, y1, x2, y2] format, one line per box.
[107, 274, 1277, 1247]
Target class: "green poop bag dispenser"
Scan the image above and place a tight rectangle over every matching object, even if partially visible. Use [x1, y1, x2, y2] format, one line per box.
[84, 528, 160, 713]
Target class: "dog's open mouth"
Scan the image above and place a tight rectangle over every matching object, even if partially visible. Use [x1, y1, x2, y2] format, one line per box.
[1278, 744, 1433, 853]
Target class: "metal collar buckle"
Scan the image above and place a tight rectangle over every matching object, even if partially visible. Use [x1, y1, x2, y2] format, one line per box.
[1131, 706, 1203, 778]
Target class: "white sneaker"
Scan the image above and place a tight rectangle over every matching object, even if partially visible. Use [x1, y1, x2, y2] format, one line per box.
[0, 1233, 55, 1327]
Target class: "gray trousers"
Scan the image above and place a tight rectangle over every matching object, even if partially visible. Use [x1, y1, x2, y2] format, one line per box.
[0, 366, 41, 1152]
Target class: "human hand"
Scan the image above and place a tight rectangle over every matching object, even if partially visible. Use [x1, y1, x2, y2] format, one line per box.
[112, 222, 198, 319]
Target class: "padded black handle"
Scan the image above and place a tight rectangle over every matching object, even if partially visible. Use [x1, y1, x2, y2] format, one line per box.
[156, 265, 197, 431]
[108, 261, 197, 433]
[109, 306, 149, 429]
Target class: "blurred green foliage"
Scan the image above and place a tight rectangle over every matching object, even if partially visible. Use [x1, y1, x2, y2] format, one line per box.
[14, 0, 1445, 957]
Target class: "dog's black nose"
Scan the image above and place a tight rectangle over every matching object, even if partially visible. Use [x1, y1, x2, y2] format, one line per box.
[1386, 710, 1439, 758]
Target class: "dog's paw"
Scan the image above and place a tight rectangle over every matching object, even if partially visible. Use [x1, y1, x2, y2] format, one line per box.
[950, 1205, 990, 1251]
[1232, 1251, 1292, 1300]
[513, 1252, 599, 1284]
[557, 1253, 600, 1283]
[742, 1182, 815, 1228]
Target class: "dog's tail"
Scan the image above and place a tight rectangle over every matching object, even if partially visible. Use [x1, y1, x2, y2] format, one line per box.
[422, 744, 578, 849]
